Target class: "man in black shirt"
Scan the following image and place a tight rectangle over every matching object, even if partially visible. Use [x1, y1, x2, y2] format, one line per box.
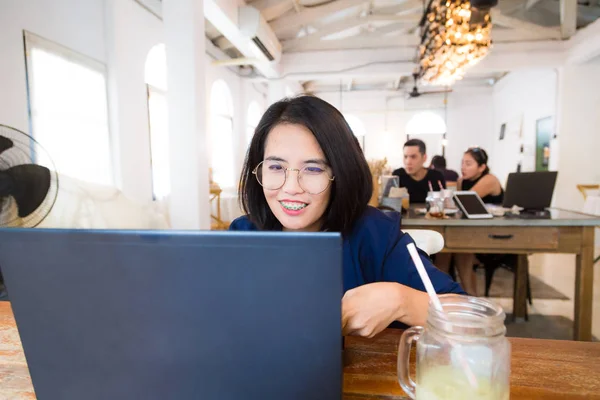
[392, 139, 446, 203]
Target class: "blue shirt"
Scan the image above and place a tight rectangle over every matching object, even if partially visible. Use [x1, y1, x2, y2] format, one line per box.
[229, 206, 464, 296]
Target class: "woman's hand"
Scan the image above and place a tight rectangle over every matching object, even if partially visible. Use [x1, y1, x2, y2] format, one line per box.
[342, 282, 429, 338]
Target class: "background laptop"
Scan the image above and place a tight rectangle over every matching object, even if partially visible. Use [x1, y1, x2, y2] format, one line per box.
[503, 171, 558, 213]
[0, 229, 343, 400]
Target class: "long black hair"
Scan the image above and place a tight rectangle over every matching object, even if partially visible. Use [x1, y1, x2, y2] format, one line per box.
[238, 95, 373, 235]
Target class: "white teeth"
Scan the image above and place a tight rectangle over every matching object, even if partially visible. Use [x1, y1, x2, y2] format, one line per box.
[280, 201, 308, 211]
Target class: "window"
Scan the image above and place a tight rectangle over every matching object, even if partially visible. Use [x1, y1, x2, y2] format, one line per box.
[209, 80, 235, 189]
[406, 111, 446, 135]
[344, 114, 366, 150]
[246, 101, 262, 144]
[145, 43, 170, 199]
[24, 32, 112, 185]
[147, 86, 169, 199]
[405, 112, 446, 162]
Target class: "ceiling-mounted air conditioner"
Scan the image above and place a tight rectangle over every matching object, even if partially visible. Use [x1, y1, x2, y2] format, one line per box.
[239, 6, 282, 63]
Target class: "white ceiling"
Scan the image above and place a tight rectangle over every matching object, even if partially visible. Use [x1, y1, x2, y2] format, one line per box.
[256, 0, 599, 92]
[142, 0, 600, 92]
[255, 0, 600, 51]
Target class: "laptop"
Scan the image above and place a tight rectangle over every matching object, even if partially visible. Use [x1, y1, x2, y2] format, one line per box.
[503, 171, 558, 214]
[0, 229, 343, 400]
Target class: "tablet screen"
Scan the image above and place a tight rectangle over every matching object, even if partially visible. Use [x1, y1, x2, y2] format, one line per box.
[454, 193, 489, 215]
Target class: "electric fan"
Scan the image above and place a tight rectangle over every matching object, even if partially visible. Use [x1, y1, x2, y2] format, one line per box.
[0, 124, 59, 228]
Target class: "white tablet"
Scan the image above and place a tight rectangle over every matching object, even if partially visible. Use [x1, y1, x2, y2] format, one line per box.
[453, 191, 494, 219]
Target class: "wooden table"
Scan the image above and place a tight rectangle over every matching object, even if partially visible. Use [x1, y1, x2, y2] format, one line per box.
[403, 207, 600, 341]
[1, 303, 599, 399]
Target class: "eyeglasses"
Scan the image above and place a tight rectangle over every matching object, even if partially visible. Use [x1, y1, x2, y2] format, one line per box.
[252, 160, 335, 195]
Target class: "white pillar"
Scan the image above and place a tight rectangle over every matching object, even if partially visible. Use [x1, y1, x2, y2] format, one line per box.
[104, 0, 155, 203]
[163, 0, 210, 230]
[103, 0, 123, 191]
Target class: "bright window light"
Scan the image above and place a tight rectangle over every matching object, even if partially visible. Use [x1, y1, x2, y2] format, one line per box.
[25, 32, 113, 185]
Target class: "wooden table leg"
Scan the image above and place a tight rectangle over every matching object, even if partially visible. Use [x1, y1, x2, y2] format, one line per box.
[574, 227, 595, 341]
[513, 254, 529, 322]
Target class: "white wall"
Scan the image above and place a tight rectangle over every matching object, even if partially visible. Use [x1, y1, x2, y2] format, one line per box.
[107, 1, 260, 202]
[0, 0, 106, 132]
[490, 69, 558, 186]
[239, 80, 267, 170]
[317, 91, 420, 169]
[206, 57, 265, 192]
[105, 0, 163, 203]
[316, 88, 494, 174]
[488, 65, 600, 211]
[1, 0, 265, 210]
[553, 63, 600, 211]
[445, 90, 494, 174]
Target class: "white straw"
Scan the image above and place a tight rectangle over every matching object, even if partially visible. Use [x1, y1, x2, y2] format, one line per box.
[407, 243, 443, 312]
[406, 243, 479, 389]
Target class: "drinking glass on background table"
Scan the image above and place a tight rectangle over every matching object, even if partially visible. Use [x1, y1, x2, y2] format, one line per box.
[425, 191, 444, 218]
[379, 176, 410, 212]
[397, 295, 511, 400]
[379, 175, 399, 204]
[441, 189, 455, 209]
[401, 192, 410, 210]
[388, 187, 410, 211]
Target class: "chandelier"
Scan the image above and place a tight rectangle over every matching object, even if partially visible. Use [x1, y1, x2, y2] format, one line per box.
[418, 0, 495, 86]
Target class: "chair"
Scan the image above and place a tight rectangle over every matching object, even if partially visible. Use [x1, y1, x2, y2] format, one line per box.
[403, 229, 445, 256]
[476, 254, 533, 305]
[377, 205, 444, 256]
[576, 184, 600, 200]
[444, 254, 533, 307]
[37, 174, 170, 229]
[578, 184, 600, 265]
[209, 185, 229, 230]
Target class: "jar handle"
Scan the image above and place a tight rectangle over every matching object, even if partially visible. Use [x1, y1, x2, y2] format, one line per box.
[397, 326, 424, 399]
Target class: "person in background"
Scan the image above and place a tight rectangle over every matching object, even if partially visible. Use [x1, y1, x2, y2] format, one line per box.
[435, 147, 504, 295]
[458, 148, 503, 203]
[392, 139, 446, 203]
[430, 155, 459, 183]
[230, 96, 465, 338]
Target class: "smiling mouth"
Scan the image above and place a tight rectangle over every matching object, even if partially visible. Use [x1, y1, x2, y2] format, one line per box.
[279, 201, 308, 211]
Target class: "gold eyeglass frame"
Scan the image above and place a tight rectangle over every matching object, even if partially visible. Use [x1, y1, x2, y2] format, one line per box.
[252, 160, 335, 195]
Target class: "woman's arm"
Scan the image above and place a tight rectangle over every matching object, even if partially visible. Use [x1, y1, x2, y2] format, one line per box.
[342, 228, 465, 337]
[342, 282, 430, 337]
[471, 174, 502, 198]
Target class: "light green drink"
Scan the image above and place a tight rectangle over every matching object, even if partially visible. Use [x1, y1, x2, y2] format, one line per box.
[398, 295, 511, 400]
[416, 366, 509, 400]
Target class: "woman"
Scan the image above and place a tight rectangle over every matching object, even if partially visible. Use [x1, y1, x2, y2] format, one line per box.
[458, 147, 503, 204]
[230, 96, 464, 338]
[435, 148, 504, 295]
